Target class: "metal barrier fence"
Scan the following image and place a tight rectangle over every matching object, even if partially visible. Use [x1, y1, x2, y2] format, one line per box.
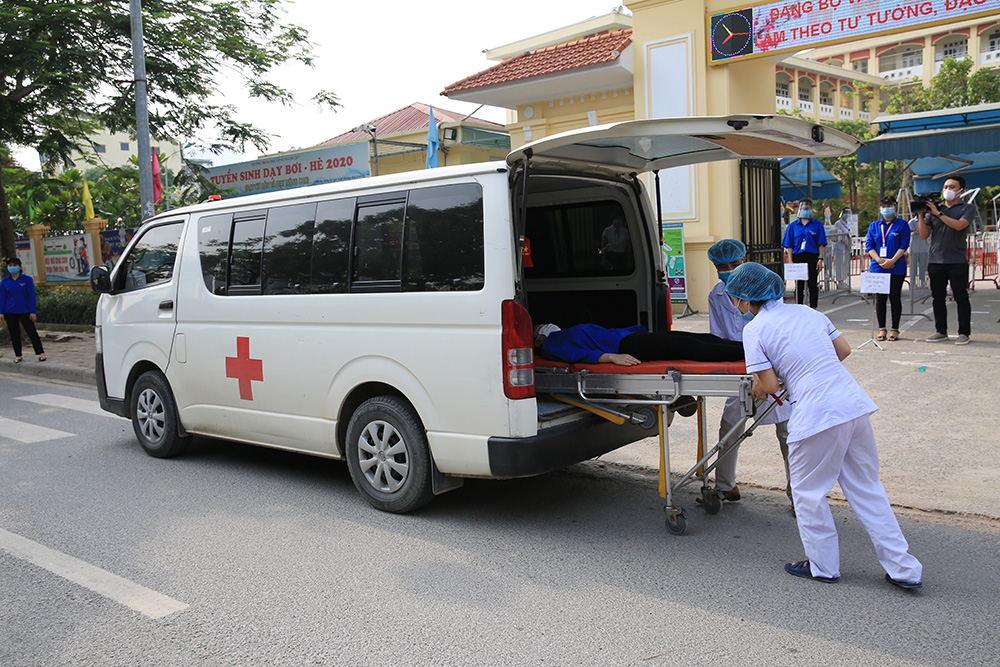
[969, 231, 999, 290]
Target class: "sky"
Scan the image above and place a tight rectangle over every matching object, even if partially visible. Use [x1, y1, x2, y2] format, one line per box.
[13, 0, 626, 170]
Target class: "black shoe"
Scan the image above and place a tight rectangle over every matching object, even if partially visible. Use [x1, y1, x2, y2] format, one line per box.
[785, 559, 839, 583]
[885, 573, 922, 590]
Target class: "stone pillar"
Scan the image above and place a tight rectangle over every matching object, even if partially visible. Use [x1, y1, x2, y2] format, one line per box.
[628, 0, 781, 311]
[25, 224, 49, 286]
[83, 218, 107, 273]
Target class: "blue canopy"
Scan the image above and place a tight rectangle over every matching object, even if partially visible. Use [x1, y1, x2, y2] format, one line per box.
[780, 157, 841, 201]
[857, 103, 1000, 193]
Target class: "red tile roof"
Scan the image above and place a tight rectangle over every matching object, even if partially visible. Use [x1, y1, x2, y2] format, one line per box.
[443, 29, 632, 95]
[318, 103, 502, 146]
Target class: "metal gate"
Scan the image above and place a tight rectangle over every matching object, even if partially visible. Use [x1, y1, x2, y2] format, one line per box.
[739, 159, 783, 274]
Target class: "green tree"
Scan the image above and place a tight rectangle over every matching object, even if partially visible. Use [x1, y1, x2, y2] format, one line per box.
[886, 57, 1000, 114]
[0, 0, 339, 258]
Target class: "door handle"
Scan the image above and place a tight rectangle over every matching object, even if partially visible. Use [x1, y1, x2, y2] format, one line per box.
[159, 300, 173, 310]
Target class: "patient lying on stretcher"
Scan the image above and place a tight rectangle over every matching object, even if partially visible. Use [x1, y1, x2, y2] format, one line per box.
[534, 323, 745, 366]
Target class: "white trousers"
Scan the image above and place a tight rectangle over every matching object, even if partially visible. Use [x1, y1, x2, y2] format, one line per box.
[715, 418, 791, 498]
[787, 415, 922, 582]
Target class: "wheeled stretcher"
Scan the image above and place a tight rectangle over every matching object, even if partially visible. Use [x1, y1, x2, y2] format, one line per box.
[535, 358, 788, 534]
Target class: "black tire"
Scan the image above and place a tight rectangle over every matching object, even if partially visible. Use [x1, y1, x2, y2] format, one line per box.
[345, 396, 433, 513]
[131, 370, 191, 458]
[665, 512, 686, 535]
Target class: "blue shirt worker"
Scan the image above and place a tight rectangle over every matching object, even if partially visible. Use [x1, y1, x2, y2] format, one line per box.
[865, 196, 910, 341]
[706, 239, 793, 508]
[0, 257, 46, 363]
[726, 262, 922, 589]
[781, 198, 827, 308]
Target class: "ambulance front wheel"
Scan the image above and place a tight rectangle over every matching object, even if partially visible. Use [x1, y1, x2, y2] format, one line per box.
[345, 395, 434, 514]
[131, 370, 191, 458]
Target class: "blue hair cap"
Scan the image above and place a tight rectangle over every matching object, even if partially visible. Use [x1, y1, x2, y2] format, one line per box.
[725, 262, 785, 302]
[707, 238, 747, 265]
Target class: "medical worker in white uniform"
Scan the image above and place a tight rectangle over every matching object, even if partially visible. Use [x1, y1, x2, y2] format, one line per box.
[705, 239, 793, 509]
[725, 262, 923, 589]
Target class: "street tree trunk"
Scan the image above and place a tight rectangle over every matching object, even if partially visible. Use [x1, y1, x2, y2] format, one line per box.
[0, 166, 15, 261]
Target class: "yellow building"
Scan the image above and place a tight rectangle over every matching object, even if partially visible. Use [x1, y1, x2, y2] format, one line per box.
[443, 1, 998, 310]
[312, 102, 509, 176]
[45, 127, 185, 176]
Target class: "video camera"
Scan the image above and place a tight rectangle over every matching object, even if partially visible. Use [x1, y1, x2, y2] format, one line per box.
[909, 193, 942, 215]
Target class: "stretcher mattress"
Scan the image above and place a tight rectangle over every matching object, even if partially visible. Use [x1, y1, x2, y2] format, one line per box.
[534, 357, 747, 375]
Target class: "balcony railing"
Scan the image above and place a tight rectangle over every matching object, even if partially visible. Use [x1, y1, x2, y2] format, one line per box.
[880, 65, 922, 81]
[819, 104, 835, 118]
[859, 110, 871, 121]
[839, 108, 854, 120]
[982, 48, 1000, 65]
[798, 100, 814, 114]
[775, 96, 792, 109]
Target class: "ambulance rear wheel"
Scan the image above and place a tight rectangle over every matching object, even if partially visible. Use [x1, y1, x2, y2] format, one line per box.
[131, 370, 190, 458]
[345, 396, 433, 514]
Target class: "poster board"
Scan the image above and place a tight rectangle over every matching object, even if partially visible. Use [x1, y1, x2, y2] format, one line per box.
[662, 222, 688, 304]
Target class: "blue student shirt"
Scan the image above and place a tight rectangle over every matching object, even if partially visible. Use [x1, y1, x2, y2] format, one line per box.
[0, 274, 37, 314]
[708, 280, 792, 426]
[865, 217, 911, 275]
[741, 299, 877, 442]
[540, 324, 645, 364]
[782, 218, 827, 255]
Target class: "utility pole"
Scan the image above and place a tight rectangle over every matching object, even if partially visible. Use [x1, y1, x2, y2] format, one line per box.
[130, 0, 154, 221]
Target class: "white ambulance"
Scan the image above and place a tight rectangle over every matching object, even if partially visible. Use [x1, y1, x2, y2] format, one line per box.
[91, 115, 858, 513]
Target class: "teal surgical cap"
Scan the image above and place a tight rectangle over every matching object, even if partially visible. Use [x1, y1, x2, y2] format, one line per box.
[725, 262, 785, 302]
[707, 238, 747, 265]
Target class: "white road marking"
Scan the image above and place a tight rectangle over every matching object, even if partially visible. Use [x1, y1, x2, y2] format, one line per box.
[16, 393, 119, 419]
[0, 528, 188, 619]
[0, 417, 73, 443]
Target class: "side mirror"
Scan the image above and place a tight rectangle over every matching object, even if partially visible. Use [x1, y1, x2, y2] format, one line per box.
[90, 265, 111, 293]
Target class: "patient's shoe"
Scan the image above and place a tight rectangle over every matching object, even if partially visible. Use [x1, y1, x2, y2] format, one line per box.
[670, 395, 698, 417]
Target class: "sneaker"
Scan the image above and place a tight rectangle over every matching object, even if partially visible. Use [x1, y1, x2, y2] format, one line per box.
[924, 332, 949, 342]
[955, 334, 970, 345]
[784, 559, 839, 583]
[885, 573, 922, 590]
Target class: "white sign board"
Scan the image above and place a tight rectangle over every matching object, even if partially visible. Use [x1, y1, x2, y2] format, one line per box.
[784, 262, 809, 281]
[860, 271, 892, 295]
[205, 143, 370, 197]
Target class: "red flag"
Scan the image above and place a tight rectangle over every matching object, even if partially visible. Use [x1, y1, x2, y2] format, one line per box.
[152, 150, 163, 203]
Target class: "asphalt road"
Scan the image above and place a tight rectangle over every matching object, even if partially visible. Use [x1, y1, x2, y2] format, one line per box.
[1, 375, 998, 666]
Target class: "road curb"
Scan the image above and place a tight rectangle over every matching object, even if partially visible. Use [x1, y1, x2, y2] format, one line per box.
[0, 362, 95, 386]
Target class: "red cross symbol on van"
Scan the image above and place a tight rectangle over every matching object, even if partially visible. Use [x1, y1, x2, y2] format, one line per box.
[225, 336, 263, 400]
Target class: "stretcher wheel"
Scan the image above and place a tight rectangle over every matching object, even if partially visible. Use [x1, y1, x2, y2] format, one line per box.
[665, 511, 686, 535]
[701, 491, 722, 515]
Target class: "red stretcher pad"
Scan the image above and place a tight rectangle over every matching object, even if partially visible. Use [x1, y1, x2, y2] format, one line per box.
[534, 357, 747, 375]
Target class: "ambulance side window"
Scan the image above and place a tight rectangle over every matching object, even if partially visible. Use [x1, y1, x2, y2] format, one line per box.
[198, 213, 233, 295]
[228, 212, 266, 295]
[117, 222, 183, 292]
[313, 198, 354, 294]
[262, 203, 315, 295]
[352, 198, 405, 288]
[403, 184, 484, 292]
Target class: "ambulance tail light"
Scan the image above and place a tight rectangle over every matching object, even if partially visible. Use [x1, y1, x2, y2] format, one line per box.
[502, 299, 535, 400]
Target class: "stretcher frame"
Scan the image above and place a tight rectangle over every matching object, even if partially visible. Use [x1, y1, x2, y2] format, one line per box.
[535, 364, 788, 534]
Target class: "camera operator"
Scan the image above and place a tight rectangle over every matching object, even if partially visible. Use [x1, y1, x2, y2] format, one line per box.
[917, 176, 975, 345]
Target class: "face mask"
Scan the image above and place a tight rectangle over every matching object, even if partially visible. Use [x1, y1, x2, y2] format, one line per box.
[880, 207, 895, 218]
[942, 188, 959, 202]
[717, 271, 732, 283]
[7, 266, 19, 275]
[798, 209, 812, 219]
[736, 299, 755, 321]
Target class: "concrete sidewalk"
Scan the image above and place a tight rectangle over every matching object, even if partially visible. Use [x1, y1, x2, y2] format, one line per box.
[3, 284, 998, 520]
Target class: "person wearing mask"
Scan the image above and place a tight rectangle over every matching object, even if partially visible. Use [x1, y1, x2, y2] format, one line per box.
[706, 239, 793, 508]
[0, 257, 46, 363]
[865, 196, 911, 342]
[831, 208, 852, 286]
[918, 176, 975, 345]
[726, 262, 922, 589]
[781, 198, 827, 308]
